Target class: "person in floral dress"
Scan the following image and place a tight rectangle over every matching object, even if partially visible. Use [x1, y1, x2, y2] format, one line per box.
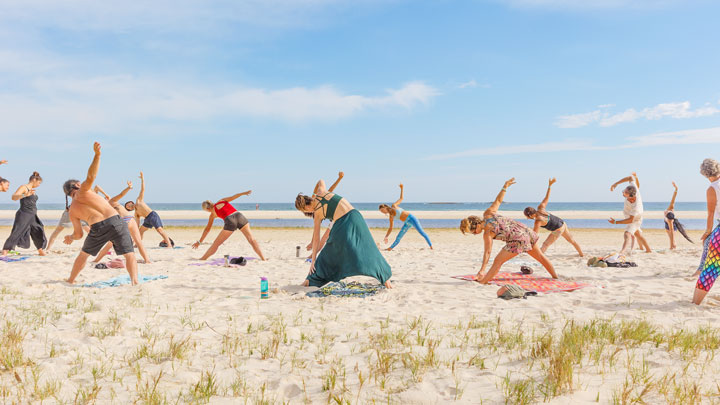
[460, 178, 558, 284]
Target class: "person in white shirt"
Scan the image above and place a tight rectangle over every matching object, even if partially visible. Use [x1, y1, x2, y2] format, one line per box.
[608, 172, 651, 254]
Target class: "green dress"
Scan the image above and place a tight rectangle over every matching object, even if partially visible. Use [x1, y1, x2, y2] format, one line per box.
[307, 194, 392, 287]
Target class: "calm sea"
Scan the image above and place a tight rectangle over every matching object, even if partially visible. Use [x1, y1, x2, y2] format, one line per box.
[0, 202, 708, 229]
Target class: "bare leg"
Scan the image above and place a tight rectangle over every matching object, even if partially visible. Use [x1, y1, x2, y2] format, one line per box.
[128, 221, 151, 263]
[540, 230, 561, 253]
[67, 251, 91, 284]
[478, 249, 518, 284]
[666, 230, 677, 250]
[634, 230, 652, 253]
[123, 252, 139, 285]
[620, 231, 635, 255]
[155, 227, 172, 248]
[139, 226, 149, 240]
[92, 242, 113, 263]
[692, 288, 708, 305]
[561, 228, 584, 257]
[527, 244, 558, 278]
[46, 225, 65, 251]
[239, 225, 266, 261]
[199, 230, 234, 260]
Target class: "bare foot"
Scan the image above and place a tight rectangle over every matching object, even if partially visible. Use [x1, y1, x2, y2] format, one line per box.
[1, 250, 7, 256]
[302, 280, 310, 287]
[429, 246, 433, 250]
[66, 278, 76, 284]
[385, 248, 393, 251]
[384, 280, 393, 289]
[38, 249, 46, 256]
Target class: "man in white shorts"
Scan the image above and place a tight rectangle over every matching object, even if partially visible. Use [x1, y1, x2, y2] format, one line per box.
[609, 172, 652, 254]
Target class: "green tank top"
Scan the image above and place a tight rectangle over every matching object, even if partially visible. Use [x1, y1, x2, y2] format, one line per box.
[317, 193, 343, 220]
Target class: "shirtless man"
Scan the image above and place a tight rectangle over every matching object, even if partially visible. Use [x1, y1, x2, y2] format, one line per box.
[93, 182, 152, 264]
[124, 172, 173, 248]
[63, 142, 138, 285]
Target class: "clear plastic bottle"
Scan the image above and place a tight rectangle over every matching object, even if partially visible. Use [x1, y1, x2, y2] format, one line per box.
[260, 277, 269, 299]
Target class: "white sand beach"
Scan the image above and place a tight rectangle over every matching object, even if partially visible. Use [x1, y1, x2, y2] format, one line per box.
[1, 225, 718, 404]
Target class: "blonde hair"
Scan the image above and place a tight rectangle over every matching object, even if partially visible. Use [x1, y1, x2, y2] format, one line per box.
[201, 200, 213, 211]
[460, 215, 484, 234]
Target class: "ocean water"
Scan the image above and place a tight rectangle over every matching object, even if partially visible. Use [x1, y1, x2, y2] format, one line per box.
[0, 202, 708, 229]
[0, 201, 707, 212]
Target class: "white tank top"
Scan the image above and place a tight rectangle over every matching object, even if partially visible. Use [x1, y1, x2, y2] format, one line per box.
[711, 180, 720, 222]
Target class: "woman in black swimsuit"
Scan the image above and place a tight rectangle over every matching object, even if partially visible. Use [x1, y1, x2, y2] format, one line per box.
[2, 171, 47, 256]
[523, 178, 584, 257]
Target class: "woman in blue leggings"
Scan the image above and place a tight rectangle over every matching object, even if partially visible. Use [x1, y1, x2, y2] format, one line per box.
[379, 184, 433, 251]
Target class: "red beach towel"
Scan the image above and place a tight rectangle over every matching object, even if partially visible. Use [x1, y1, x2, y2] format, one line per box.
[452, 272, 591, 293]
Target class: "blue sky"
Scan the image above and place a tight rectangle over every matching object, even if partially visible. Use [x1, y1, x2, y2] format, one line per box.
[1, 0, 719, 204]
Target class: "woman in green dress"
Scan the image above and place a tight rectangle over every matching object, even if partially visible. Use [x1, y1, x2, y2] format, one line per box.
[295, 176, 392, 288]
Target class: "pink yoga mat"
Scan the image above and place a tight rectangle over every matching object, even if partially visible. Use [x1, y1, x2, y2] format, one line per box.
[452, 272, 592, 293]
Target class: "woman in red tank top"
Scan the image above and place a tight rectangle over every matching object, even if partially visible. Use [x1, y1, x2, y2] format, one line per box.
[191, 190, 266, 261]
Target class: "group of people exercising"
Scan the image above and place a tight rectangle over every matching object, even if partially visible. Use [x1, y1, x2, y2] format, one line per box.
[0, 146, 718, 305]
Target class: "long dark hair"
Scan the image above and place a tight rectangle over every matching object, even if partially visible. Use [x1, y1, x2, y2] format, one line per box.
[667, 212, 693, 244]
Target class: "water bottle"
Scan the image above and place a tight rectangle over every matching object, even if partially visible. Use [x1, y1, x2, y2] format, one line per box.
[224, 254, 230, 267]
[260, 277, 269, 299]
[296, 245, 300, 257]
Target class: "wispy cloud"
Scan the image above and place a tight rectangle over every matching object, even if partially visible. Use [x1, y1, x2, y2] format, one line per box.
[555, 101, 720, 128]
[426, 126, 720, 160]
[0, 75, 439, 137]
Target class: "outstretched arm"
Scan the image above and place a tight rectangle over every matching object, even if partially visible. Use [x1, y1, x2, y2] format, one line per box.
[484, 178, 515, 217]
[610, 175, 633, 191]
[220, 190, 252, 203]
[383, 216, 395, 242]
[632, 172, 640, 189]
[538, 178, 556, 211]
[0, 160, 6, 165]
[667, 182, 678, 211]
[137, 172, 146, 201]
[328, 171, 344, 193]
[80, 142, 101, 192]
[109, 181, 133, 204]
[94, 185, 110, 199]
[192, 215, 216, 249]
[313, 179, 328, 196]
[393, 183, 404, 206]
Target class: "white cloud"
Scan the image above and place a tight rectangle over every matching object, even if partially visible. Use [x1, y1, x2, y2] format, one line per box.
[426, 126, 720, 160]
[0, 75, 439, 137]
[458, 80, 478, 89]
[555, 101, 720, 128]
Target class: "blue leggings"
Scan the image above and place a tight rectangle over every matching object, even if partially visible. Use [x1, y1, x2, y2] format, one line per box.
[390, 214, 432, 249]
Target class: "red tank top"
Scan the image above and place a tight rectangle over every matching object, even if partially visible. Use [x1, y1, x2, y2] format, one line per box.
[213, 201, 237, 219]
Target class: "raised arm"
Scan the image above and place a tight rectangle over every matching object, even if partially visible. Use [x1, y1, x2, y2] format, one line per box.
[484, 178, 515, 217]
[328, 172, 344, 193]
[313, 179, 327, 196]
[610, 175, 633, 192]
[220, 190, 252, 203]
[631, 172, 640, 189]
[94, 185, 111, 199]
[110, 181, 133, 204]
[80, 142, 101, 192]
[393, 183, 404, 206]
[137, 171, 146, 201]
[667, 182, 678, 211]
[538, 178, 556, 211]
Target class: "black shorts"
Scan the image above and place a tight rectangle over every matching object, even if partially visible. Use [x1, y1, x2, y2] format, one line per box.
[142, 211, 163, 229]
[82, 215, 134, 256]
[223, 212, 249, 231]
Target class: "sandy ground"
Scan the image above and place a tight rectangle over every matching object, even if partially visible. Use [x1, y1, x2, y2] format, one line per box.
[1, 225, 719, 404]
